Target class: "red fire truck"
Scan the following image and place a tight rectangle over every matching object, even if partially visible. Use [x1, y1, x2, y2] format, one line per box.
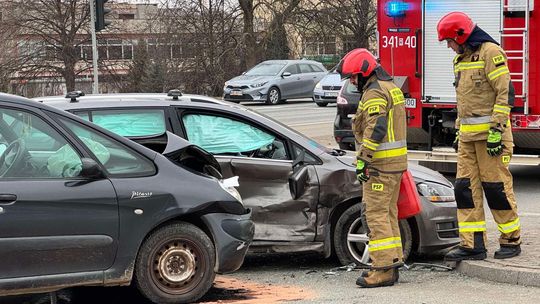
[377, 0, 540, 154]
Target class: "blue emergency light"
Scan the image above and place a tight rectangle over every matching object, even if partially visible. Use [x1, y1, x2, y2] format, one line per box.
[386, 1, 408, 17]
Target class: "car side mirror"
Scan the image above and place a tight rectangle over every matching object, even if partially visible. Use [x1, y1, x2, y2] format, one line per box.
[80, 158, 106, 179]
[289, 166, 309, 200]
[282, 72, 292, 78]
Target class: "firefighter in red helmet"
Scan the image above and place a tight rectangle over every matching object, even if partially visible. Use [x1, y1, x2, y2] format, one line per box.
[337, 48, 408, 288]
[437, 12, 521, 261]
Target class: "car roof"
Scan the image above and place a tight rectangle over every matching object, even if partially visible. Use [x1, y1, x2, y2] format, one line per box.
[261, 59, 323, 65]
[34, 93, 234, 111]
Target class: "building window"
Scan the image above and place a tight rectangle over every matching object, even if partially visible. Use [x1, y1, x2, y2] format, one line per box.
[304, 36, 337, 56]
[118, 13, 135, 20]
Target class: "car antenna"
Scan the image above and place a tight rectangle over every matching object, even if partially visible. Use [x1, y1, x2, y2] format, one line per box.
[167, 89, 183, 100]
[65, 91, 85, 103]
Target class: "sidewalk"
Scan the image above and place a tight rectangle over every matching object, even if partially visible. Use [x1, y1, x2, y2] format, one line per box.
[456, 211, 540, 287]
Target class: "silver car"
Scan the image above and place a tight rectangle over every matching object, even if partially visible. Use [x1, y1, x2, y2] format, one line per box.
[313, 71, 343, 107]
[223, 59, 328, 105]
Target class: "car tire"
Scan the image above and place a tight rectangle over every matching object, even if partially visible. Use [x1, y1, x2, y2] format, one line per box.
[266, 87, 281, 105]
[134, 222, 216, 304]
[333, 203, 413, 266]
[316, 102, 328, 107]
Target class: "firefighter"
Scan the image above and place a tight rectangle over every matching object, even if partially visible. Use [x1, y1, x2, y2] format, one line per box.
[337, 48, 408, 288]
[437, 12, 521, 261]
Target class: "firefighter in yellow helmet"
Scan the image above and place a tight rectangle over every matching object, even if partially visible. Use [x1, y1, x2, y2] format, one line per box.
[437, 12, 521, 261]
[337, 48, 408, 287]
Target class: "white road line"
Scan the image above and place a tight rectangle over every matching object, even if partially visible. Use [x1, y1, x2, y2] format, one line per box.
[521, 212, 540, 217]
[290, 121, 332, 127]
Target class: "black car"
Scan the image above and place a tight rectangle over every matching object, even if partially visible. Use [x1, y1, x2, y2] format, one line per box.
[0, 93, 253, 303]
[334, 79, 361, 151]
[39, 91, 459, 268]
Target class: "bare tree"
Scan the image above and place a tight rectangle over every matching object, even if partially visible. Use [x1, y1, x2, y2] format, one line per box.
[5, 0, 93, 92]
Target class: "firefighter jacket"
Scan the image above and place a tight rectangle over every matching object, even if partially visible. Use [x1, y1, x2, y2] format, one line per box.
[353, 74, 408, 172]
[453, 42, 515, 143]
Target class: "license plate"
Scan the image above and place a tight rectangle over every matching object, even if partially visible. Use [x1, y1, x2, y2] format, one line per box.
[405, 98, 416, 109]
[230, 90, 243, 96]
[325, 91, 338, 97]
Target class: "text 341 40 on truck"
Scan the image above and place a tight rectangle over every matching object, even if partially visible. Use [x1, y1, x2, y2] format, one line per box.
[0, 93, 254, 304]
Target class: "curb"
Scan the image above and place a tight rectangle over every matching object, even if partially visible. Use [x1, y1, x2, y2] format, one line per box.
[457, 260, 540, 287]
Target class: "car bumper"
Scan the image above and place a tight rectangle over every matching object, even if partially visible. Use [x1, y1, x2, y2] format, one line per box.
[223, 87, 269, 102]
[201, 209, 254, 274]
[313, 90, 339, 104]
[413, 199, 460, 253]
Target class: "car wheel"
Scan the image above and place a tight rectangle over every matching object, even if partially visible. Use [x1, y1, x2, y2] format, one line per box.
[338, 142, 354, 151]
[135, 222, 216, 304]
[333, 203, 413, 266]
[266, 87, 281, 105]
[316, 102, 328, 107]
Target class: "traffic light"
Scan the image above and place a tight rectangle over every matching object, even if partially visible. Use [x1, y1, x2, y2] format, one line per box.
[95, 0, 112, 32]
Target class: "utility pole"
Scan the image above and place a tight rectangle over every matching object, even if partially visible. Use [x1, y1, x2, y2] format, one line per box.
[89, 0, 99, 94]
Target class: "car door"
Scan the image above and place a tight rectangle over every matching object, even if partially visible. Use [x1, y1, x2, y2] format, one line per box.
[279, 64, 302, 98]
[177, 109, 319, 242]
[298, 63, 320, 97]
[0, 105, 118, 279]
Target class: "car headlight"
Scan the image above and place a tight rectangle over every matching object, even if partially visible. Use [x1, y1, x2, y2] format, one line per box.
[251, 82, 268, 88]
[417, 182, 454, 203]
[315, 82, 323, 90]
[219, 176, 243, 204]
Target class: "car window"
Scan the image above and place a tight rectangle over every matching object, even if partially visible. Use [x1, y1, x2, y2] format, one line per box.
[0, 107, 82, 179]
[283, 64, 299, 75]
[79, 109, 166, 137]
[56, 116, 156, 176]
[310, 64, 325, 72]
[292, 143, 318, 164]
[299, 64, 314, 73]
[182, 113, 290, 160]
[245, 63, 286, 76]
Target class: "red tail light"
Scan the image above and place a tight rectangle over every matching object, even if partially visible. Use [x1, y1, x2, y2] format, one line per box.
[337, 85, 348, 104]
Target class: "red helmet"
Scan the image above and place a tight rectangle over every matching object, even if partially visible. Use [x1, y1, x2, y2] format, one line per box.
[336, 48, 378, 79]
[437, 12, 475, 45]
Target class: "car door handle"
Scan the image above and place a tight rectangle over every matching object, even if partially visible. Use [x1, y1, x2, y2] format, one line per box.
[0, 194, 17, 205]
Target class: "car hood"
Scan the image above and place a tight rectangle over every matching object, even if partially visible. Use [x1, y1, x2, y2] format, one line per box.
[226, 75, 274, 86]
[162, 132, 222, 179]
[318, 72, 342, 86]
[334, 153, 453, 188]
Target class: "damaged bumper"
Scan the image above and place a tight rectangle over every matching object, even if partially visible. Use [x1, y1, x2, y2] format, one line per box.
[414, 199, 460, 253]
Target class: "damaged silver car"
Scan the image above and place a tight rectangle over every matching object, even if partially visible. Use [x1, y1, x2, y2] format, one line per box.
[40, 91, 460, 266]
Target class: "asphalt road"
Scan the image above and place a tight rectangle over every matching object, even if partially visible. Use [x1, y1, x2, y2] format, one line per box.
[4, 100, 540, 303]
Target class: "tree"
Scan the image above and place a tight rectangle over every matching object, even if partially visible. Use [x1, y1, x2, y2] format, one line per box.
[5, 0, 93, 92]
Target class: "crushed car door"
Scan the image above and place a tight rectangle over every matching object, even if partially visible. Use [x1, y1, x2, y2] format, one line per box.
[0, 106, 118, 279]
[179, 111, 319, 242]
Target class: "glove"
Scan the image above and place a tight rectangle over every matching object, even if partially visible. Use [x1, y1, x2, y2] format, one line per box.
[452, 131, 459, 152]
[356, 159, 370, 183]
[487, 128, 503, 156]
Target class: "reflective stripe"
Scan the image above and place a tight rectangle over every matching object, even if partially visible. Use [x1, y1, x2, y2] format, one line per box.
[460, 116, 491, 124]
[488, 66, 510, 80]
[460, 123, 491, 133]
[494, 105, 511, 115]
[388, 109, 395, 142]
[390, 88, 405, 104]
[454, 61, 485, 72]
[373, 147, 407, 159]
[459, 221, 487, 233]
[498, 218, 520, 234]
[378, 140, 406, 151]
[368, 237, 402, 252]
[362, 98, 387, 111]
[362, 138, 379, 151]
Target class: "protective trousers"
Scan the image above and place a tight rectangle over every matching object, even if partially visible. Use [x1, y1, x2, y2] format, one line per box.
[364, 171, 403, 269]
[455, 140, 521, 251]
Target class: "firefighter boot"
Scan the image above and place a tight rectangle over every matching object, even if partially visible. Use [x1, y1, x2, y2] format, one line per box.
[494, 245, 521, 259]
[444, 247, 487, 261]
[356, 269, 396, 288]
[360, 268, 399, 282]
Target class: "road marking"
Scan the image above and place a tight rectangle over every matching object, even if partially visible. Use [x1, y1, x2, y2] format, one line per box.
[289, 121, 332, 127]
[521, 212, 540, 217]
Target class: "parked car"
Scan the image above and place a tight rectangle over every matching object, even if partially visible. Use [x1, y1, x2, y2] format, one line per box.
[312, 71, 343, 107]
[39, 91, 459, 267]
[334, 79, 361, 150]
[223, 59, 328, 105]
[0, 93, 253, 303]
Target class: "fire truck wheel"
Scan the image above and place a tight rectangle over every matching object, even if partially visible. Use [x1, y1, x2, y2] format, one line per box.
[333, 203, 413, 266]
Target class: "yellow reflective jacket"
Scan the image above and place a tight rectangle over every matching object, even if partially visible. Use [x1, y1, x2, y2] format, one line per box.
[352, 74, 407, 172]
[453, 42, 514, 143]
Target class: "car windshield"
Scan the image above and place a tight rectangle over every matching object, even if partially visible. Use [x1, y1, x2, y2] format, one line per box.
[245, 63, 286, 76]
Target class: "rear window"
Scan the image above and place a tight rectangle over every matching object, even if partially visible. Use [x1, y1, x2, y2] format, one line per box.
[78, 109, 166, 137]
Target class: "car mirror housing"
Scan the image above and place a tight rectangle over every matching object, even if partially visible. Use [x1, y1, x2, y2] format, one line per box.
[80, 157, 106, 179]
[289, 166, 309, 200]
[282, 72, 292, 78]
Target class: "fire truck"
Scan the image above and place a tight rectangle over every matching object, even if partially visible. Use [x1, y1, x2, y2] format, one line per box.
[377, 0, 540, 158]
